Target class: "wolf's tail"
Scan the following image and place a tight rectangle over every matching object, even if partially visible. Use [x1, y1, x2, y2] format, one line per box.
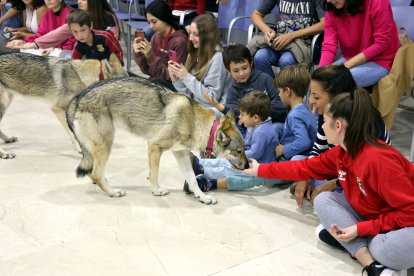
[66, 97, 94, 177]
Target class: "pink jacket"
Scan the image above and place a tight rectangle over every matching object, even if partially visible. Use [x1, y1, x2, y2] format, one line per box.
[25, 6, 76, 50]
[34, 12, 120, 49]
[319, 0, 399, 70]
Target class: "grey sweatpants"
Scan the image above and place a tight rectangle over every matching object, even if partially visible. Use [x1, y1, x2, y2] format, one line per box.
[314, 191, 414, 270]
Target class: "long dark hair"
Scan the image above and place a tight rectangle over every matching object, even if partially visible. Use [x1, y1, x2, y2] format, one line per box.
[311, 64, 356, 96]
[87, 0, 116, 30]
[145, 0, 180, 31]
[322, 0, 365, 16]
[186, 14, 219, 80]
[328, 88, 383, 158]
[10, 0, 45, 10]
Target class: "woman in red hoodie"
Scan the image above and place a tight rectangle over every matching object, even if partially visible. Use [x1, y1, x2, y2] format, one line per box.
[245, 88, 414, 276]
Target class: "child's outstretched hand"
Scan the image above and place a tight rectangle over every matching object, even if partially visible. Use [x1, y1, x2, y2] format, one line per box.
[243, 159, 259, 175]
[202, 89, 223, 110]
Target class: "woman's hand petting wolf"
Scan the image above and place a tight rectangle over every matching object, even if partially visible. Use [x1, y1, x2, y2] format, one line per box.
[243, 159, 259, 175]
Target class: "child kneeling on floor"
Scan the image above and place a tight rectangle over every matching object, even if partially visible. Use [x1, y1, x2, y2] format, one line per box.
[185, 64, 317, 192]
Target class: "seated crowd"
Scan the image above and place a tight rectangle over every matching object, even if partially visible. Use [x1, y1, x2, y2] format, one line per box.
[0, 0, 413, 275]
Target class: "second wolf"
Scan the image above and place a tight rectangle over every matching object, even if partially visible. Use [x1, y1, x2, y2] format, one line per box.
[67, 77, 248, 204]
[0, 52, 127, 159]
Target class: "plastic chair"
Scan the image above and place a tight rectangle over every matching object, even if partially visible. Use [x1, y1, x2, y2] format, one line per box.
[390, 0, 411, 6]
[392, 6, 414, 40]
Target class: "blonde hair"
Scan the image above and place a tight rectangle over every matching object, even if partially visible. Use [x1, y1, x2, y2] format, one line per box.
[185, 14, 219, 80]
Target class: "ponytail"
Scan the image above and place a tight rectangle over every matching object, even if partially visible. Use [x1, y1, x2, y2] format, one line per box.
[329, 88, 381, 158]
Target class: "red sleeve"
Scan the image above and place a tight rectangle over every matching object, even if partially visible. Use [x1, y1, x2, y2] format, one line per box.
[258, 146, 340, 181]
[105, 32, 124, 66]
[71, 43, 82, 59]
[196, 0, 206, 14]
[356, 154, 414, 236]
[319, 11, 338, 67]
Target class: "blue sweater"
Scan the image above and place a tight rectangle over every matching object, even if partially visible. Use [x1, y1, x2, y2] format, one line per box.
[279, 104, 317, 159]
[245, 118, 279, 163]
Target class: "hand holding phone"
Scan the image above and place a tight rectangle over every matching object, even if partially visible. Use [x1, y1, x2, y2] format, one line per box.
[134, 30, 145, 41]
[168, 50, 178, 62]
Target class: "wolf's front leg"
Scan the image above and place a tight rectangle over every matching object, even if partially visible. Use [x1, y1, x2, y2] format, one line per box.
[173, 150, 217, 205]
[148, 143, 169, 196]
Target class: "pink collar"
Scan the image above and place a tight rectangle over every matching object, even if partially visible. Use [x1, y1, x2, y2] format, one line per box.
[205, 120, 220, 158]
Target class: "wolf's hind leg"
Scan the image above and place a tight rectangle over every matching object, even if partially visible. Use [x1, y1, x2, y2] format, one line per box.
[147, 142, 169, 196]
[51, 103, 81, 153]
[173, 150, 217, 205]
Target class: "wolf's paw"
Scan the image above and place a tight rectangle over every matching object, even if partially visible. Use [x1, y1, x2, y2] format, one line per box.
[110, 189, 126, 197]
[0, 152, 16, 159]
[197, 194, 217, 205]
[152, 187, 169, 196]
[5, 136, 18, 143]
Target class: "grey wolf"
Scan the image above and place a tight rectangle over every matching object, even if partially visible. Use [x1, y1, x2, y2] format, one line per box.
[67, 77, 248, 204]
[0, 52, 128, 159]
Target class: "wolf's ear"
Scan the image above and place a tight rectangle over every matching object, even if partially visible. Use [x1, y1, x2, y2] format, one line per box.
[225, 109, 236, 122]
[101, 58, 113, 79]
[215, 130, 231, 146]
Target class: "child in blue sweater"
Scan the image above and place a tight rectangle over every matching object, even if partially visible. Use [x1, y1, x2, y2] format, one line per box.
[184, 91, 279, 192]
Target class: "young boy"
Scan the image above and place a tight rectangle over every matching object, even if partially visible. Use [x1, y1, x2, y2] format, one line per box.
[204, 43, 287, 136]
[67, 9, 123, 68]
[184, 91, 280, 192]
[189, 64, 317, 192]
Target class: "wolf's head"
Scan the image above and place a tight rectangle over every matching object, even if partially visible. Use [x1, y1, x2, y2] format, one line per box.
[213, 110, 248, 170]
[101, 53, 128, 79]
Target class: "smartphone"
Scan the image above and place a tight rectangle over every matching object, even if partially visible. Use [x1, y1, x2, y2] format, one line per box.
[2, 32, 12, 40]
[168, 50, 178, 62]
[134, 30, 145, 40]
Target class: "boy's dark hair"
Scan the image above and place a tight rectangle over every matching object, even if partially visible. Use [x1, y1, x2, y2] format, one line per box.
[67, 9, 92, 28]
[222, 44, 252, 71]
[322, 0, 364, 16]
[238, 91, 270, 122]
[275, 64, 310, 98]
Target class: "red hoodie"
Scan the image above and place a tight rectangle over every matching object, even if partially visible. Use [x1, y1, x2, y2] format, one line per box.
[258, 142, 414, 237]
[168, 0, 206, 16]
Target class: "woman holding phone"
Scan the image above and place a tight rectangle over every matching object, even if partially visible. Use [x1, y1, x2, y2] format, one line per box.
[133, 0, 187, 90]
[244, 88, 414, 276]
[167, 14, 230, 110]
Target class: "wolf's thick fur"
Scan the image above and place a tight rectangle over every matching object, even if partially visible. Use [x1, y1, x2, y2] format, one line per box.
[67, 77, 248, 204]
[0, 52, 128, 159]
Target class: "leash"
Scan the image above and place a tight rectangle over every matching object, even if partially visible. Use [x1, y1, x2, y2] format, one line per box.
[204, 120, 220, 158]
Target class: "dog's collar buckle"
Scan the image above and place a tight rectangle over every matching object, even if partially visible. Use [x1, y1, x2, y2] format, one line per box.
[205, 120, 220, 158]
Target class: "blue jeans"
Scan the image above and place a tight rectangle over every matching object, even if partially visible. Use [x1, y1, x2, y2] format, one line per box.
[254, 47, 297, 79]
[334, 57, 389, 87]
